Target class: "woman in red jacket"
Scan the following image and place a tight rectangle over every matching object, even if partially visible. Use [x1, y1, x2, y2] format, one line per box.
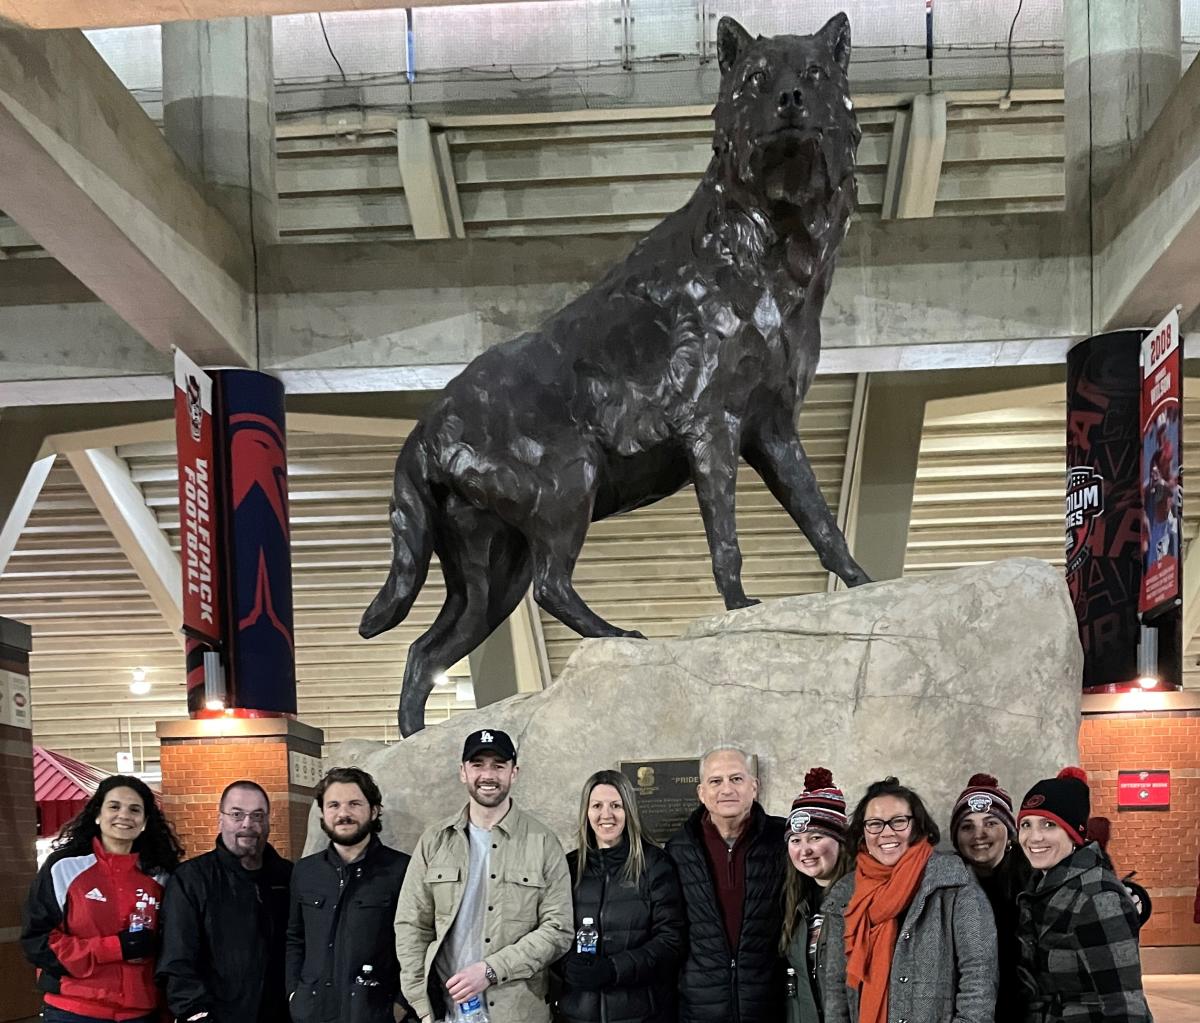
[21, 774, 184, 1022]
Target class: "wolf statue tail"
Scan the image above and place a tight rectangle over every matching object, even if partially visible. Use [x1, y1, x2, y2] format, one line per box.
[359, 431, 436, 639]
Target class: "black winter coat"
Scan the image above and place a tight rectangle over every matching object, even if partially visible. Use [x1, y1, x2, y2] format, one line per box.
[157, 838, 293, 1023]
[665, 804, 787, 1023]
[974, 848, 1031, 1023]
[555, 837, 685, 1023]
[286, 836, 413, 1023]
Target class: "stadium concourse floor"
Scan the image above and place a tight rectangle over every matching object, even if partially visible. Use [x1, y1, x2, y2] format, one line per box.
[1144, 974, 1200, 1023]
[11, 977, 1200, 1022]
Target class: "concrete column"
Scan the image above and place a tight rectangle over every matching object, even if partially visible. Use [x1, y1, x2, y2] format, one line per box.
[850, 375, 928, 581]
[468, 593, 550, 708]
[162, 18, 278, 245]
[1064, 0, 1181, 327]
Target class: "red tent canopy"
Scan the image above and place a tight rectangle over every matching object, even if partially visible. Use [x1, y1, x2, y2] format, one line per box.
[33, 746, 113, 837]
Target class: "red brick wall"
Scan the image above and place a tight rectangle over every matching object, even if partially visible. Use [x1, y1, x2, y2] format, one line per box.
[1078, 710, 1200, 948]
[159, 731, 321, 862]
[0, 639, 40, 1021]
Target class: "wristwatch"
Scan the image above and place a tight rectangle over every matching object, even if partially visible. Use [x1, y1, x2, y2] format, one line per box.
[484, 963, 498, 986]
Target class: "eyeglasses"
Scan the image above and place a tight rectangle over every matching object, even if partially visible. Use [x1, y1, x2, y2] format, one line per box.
[221, 809, 267, 824]
[863, 814, 914, 835]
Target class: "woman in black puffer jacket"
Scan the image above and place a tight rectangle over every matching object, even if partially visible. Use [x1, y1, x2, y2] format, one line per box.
[555, 770, 685, 1023]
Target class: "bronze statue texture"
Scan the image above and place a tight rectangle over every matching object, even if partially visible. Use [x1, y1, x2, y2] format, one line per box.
[362, 14, 871, 735]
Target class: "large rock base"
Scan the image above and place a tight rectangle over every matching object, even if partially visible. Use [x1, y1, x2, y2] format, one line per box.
[314, 558, 1081, 854]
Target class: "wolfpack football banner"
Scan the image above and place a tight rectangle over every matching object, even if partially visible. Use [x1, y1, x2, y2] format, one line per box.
[1139, 308, 1182, 618]
[1066, 330, 1144, 690]
[173, 348, 222, 646]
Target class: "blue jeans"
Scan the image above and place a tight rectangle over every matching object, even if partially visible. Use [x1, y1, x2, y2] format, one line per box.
[42, 1007, 157, 1023]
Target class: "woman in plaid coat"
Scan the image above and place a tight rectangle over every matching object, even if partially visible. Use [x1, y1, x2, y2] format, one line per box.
[1015, 767, 1152, 1023]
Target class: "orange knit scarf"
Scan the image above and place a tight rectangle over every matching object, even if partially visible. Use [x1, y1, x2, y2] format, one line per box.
[843, 841, 934, 1023]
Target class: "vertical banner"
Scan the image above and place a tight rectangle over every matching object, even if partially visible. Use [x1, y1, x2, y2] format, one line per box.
[173, 349, 222, 646]
[1066, 331, 1145, 690]
[220, 371, 297, 716]
[1139, 309, 1183, 617]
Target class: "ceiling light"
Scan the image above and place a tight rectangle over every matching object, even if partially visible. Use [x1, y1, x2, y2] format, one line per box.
[129, 679, 151, 696]
[131, 667, 146, 683]
[1136, 675, 1158, 690]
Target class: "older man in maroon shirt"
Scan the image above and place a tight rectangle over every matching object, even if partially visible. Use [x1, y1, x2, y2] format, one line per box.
[665, 748, 787, 1023]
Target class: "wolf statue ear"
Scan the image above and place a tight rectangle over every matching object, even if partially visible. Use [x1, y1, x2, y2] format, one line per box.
[819, 12, 852, 73]
[717, 17, 754, 74]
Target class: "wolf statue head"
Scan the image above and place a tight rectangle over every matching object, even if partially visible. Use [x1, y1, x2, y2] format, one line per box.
[712, 13, 860, 215]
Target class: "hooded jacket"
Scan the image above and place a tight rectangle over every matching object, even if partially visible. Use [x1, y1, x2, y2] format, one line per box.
[665, 803, 787, 1023]
[157, 837, 293, 1023]
[1016, 842, 1151, 1023]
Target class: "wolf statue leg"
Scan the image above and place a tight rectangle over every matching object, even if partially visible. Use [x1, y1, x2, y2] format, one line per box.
[687, 425, 758, 609]
[525, 494, 645, 639]
[398, 499, 531, 736]
[745, 418, 870, 586]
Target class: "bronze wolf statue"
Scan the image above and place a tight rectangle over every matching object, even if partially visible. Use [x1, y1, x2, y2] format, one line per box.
[363, 14, 870, 735]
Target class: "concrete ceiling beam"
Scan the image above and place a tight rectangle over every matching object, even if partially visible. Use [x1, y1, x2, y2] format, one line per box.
[0, 27, 254, 365]
[1093, 49, 1200, 331]
[0, 0, 537, 30]
[62, 445, 184, 645]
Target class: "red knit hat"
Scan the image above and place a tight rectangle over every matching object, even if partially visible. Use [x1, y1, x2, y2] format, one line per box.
[787, 767, 848, 844]
[950, 773, 1016, 839]
[1018, 766, 1091, 846]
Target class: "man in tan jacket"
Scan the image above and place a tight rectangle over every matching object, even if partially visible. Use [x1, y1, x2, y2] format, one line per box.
[395, 728, 572, 1023]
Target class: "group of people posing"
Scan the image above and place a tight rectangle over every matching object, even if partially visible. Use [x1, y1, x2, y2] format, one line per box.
[21, 728, 1152, 1023]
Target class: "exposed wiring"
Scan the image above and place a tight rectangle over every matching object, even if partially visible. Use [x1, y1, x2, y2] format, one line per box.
[1002, 0, 1026, 107]
[317, 12, 349, 86]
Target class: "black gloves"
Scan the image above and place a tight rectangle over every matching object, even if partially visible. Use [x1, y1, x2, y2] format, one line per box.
[563, 952, 616, 991]
[118, 927, 157, 961]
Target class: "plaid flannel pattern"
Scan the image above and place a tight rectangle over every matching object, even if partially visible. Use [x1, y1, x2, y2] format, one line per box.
[1016, 843, 1152, 1023]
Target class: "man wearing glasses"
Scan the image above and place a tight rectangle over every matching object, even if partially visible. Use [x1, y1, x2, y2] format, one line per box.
[158, 780, 293, 1022]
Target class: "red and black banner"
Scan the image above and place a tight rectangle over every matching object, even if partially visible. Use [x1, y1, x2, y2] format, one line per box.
[174, 350, 222, 646]
[1139, 309, 1183, 618]
[1066, 331, 1145, 690]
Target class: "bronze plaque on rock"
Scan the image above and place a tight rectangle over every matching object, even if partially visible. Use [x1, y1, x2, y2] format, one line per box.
[619, 758, 704, 844]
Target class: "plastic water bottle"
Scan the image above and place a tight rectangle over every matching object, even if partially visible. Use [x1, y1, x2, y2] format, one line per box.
[354, 963, 379, 988]
[457, 994, 489, 1023]
[128, 901, 148, 933]
[576, 916, 599, 955]
[785, 966, 798, 998]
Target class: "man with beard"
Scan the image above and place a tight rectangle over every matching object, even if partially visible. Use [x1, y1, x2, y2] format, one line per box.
[395, 729, 572, 1023]
[286, 767, 414, 1023]
[158, 780, 293, 1022]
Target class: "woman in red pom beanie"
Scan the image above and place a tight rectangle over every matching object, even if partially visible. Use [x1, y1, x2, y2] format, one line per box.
[779, 767, 851, 1023]
[1015, 766, 1151, 1023]
[949, 773, 1030, 1023]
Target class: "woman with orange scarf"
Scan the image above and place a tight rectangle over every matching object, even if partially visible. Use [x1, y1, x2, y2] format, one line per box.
[823, 778, 997, 1023]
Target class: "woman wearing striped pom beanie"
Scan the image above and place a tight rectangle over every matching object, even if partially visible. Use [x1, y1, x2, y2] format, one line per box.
[780, 767, 851, 1023]
[1016, 767, 1151, 1023]
[950, 773, 1029, 1023]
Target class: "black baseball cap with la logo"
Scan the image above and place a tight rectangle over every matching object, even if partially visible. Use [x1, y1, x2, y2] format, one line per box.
[462, 728, 517, 763]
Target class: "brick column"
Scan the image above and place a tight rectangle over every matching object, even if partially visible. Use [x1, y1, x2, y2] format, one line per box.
[156, 717, 324, 862]
[0, 617, 38, 1021]
[1079, 691, 1200, 972]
